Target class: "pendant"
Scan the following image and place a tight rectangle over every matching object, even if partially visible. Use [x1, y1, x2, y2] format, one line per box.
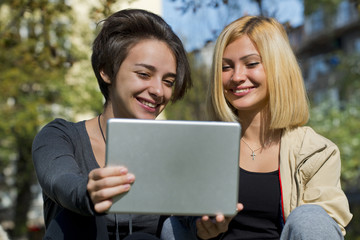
[251, 151, 256, 160]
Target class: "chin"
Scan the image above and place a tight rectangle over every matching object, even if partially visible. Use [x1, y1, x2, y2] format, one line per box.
[135, 113, 158, 120]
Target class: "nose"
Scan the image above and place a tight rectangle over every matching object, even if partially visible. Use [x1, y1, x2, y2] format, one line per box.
[231, 66, 246, 83]
[148, 78, 164, 99]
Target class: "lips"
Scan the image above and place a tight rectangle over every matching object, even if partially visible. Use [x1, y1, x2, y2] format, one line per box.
[231, 86, 255, 94]
[139, 99, 156, 108]
[234, 87, 251, 93]
[137, 97, 159, 109]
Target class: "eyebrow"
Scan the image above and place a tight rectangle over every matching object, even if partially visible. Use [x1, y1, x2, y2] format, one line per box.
[135, 63, 177, 78]
[223, 53, 261, 62]
[135, 63, 156, 71]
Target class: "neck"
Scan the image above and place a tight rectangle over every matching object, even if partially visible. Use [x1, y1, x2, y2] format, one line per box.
[100, 102, 117, 130]
[238, 108, 280, 146]
[97, 103, 115, 142]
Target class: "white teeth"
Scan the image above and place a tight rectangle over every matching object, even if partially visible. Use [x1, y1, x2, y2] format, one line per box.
[234, 88, 250, 93]
[141, 100, 156, 108]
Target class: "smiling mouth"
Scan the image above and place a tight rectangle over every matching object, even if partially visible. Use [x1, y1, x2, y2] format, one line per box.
[233, 87, 253, 93]
[139, 99, 157, 108]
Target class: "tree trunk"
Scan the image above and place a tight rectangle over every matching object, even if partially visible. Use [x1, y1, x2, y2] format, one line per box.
[12, 139, 35, 239]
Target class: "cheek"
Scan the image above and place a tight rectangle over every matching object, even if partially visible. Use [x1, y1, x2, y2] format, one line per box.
[164, 88, 173, 102]
[222, 72, 231, 86]
[254, 67, 266, 81]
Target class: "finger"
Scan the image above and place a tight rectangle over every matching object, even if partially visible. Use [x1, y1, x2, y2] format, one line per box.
[213, 214, 229, 233]
[87, 170, 135, 193]
[94, 199, 113, 213]
[200, 216, 215, 229]
[221, 203, 244, 224]
[196, 218, 212, 238]
[88, 173, 135, 191]
[201, 215, 210, 221]
[215, 214, 225, 223]
[237, 203, 244, 212]
[89, 166, 128, 180]
[199, 217, 220, 236]
[90, 183, 131, 203]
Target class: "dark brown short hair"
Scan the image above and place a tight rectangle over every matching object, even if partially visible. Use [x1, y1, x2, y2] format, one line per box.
[91, 9, 192, 104]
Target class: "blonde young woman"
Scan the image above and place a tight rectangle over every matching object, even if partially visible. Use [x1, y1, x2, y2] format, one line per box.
[185, 16, 352, 240]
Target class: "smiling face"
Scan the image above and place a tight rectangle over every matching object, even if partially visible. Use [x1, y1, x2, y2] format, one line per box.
[222, 35, 268, 114]
[101, 39, 176, 119]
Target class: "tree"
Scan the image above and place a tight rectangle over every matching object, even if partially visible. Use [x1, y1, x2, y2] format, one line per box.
[304, 0, 343, 15]
[0, 0, 141, 237]
[166, 52, 209, 120]
[0, 1, 77, 237]
[301, 0, 360, 190]
[301, 1, 360, 237]
[0, 0, 109, 237]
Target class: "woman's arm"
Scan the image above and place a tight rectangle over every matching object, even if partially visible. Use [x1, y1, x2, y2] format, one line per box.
[300, 143, 352, 235]
[32, 120, 134, 215]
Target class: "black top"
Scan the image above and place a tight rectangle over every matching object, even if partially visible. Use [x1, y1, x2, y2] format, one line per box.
[32, 119, 160, 239]
[222, 168, 281, 240]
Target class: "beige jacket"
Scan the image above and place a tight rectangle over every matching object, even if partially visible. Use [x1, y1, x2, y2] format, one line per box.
[279, 126, 352, 235]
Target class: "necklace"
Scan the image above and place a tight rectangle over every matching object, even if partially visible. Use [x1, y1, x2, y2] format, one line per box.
[98, 114, 106, 143]
[241, 138, 262, 160]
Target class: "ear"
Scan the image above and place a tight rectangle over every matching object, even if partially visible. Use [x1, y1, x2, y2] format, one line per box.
[100, 70, 111, 84]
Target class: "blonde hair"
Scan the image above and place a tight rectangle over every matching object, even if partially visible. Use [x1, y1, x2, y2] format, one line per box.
[207, 16, 309, 129]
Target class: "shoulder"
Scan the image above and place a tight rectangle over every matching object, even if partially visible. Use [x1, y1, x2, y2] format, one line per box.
[43, 118, 79, 130]
[35, 119, 72, 139]
[280, 127, 341, 173]
[282, 126, 339, 157]
[283, 126, 336, 147]
[40, 118, 85, 134]
[33, 118, 86, 146]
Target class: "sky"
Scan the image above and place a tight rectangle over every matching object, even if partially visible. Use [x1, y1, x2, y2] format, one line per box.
[162, 0, 304, 52]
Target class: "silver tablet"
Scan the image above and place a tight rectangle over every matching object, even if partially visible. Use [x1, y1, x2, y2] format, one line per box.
[106, 119, 240, 216]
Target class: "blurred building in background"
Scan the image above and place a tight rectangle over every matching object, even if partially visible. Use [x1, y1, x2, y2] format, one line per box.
[288, 0, 360, 104]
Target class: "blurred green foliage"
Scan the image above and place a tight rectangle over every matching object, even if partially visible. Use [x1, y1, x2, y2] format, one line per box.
[309, 97, 360, 190]
[166, 53, 209, 121]
[304, 0, 343, 15]
[309, 96, 360, 239]
[0, 1, 76, 237]
[0, 0, 105, 238]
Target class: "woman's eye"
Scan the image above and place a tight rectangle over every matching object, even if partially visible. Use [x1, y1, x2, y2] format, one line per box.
[247, 62, 260, 68]
[163, 79, 175, 87]
[137, 72, 150, 79]
[222, 65, 232, 71]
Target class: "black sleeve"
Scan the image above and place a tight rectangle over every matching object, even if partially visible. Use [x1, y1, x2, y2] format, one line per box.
[32, 119, 96, 216]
